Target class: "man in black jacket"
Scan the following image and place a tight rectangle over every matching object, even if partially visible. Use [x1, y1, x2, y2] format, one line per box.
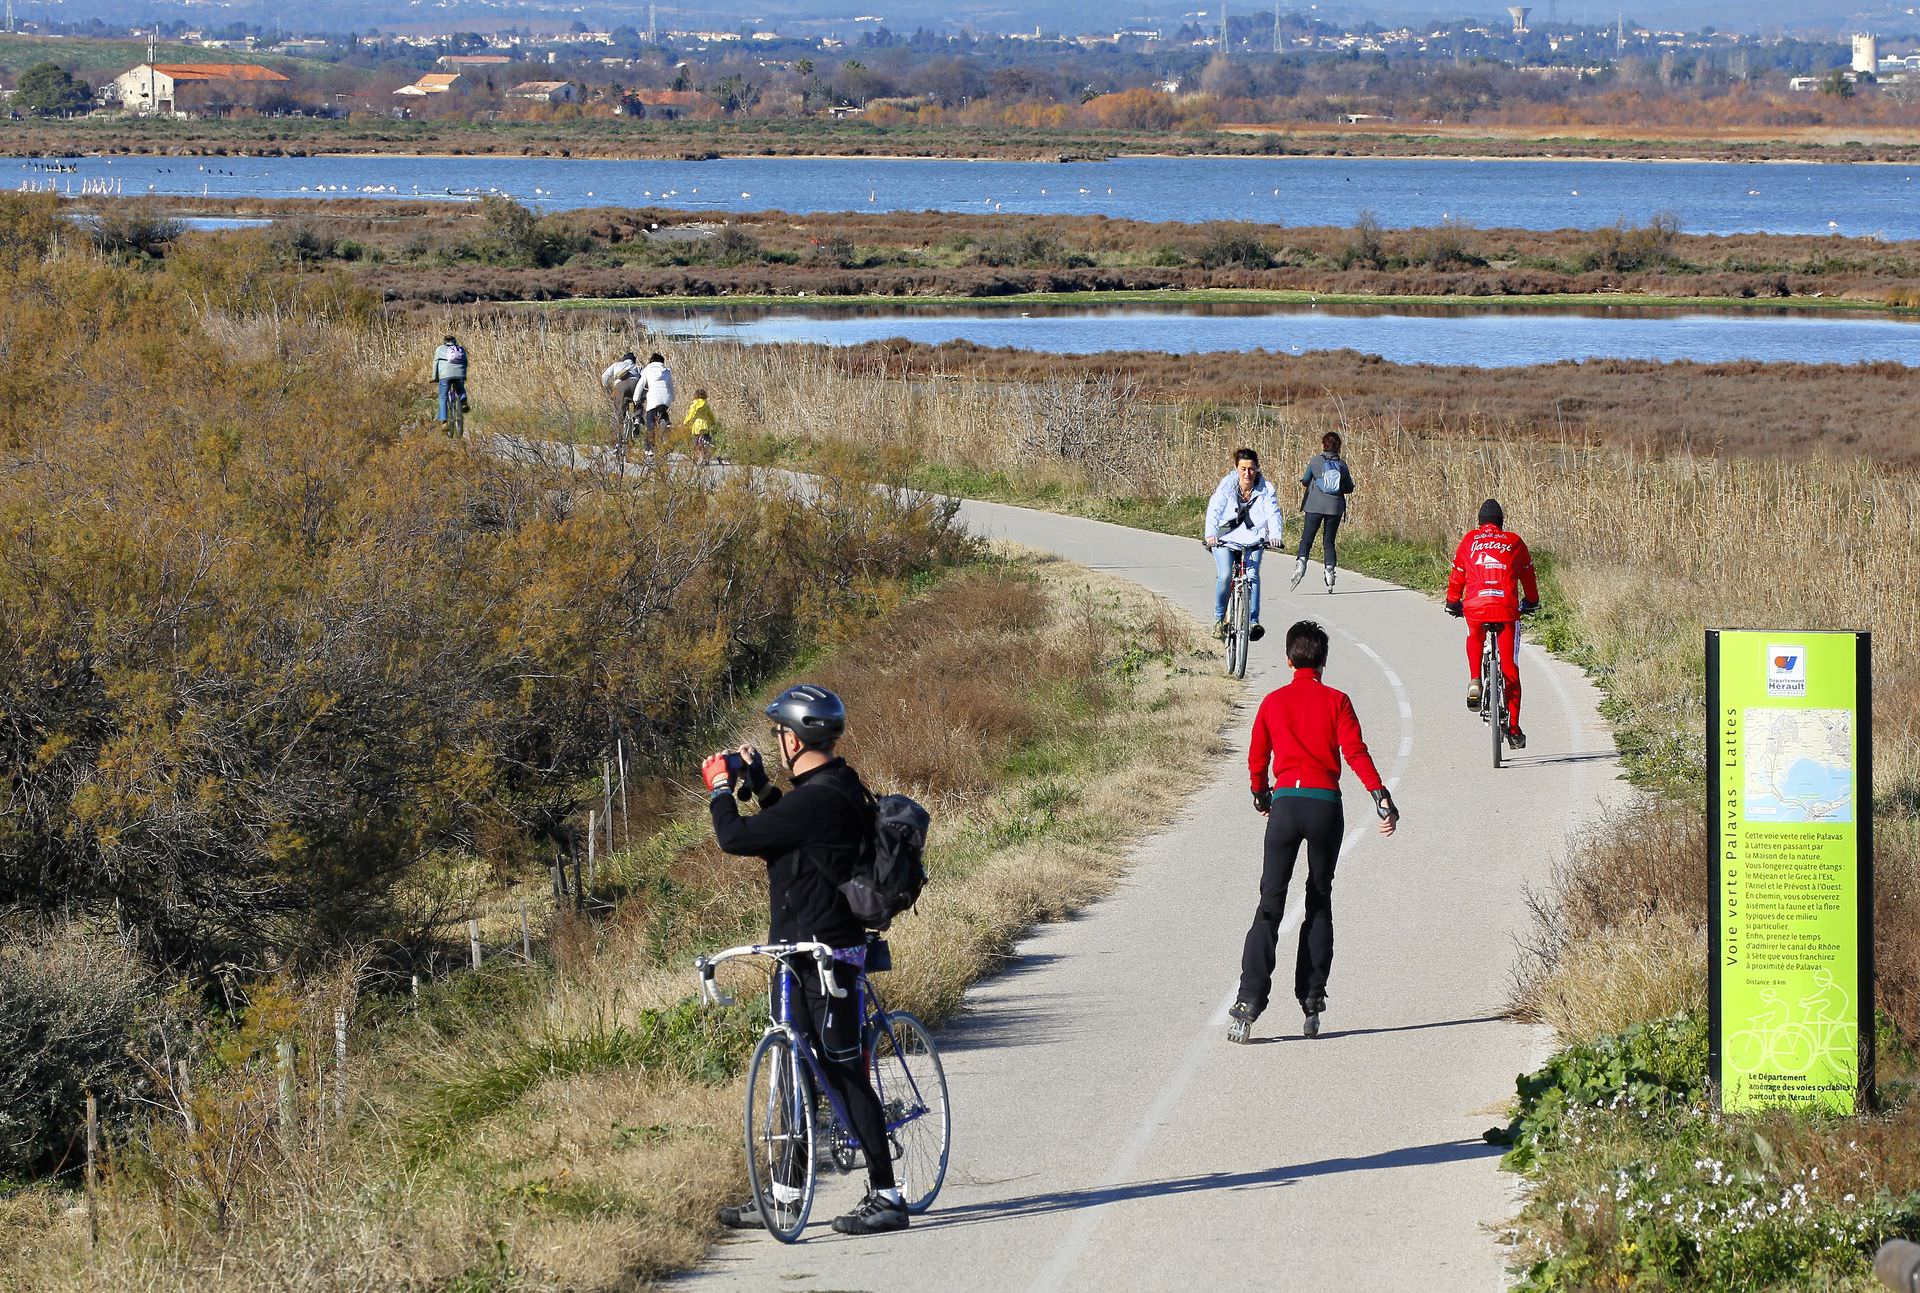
[701, 683, 908, 1236]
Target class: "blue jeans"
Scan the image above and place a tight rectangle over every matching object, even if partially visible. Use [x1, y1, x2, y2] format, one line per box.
[437, 378, 466, 421]
[1213, 545, 1264, 622]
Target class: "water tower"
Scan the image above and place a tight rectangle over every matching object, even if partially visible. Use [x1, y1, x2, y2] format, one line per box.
[1509, 6, 1531, 34]
[1852, 33, 1879, 75]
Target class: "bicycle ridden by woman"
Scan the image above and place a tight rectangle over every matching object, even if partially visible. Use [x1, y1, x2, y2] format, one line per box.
[1228, 621, 1398, 1044]
[1204, 448, 1285, 642]
[701, 685, 911, 1237]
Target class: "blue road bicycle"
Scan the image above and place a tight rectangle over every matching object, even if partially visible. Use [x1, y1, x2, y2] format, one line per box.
[696, 939, 951, 1242]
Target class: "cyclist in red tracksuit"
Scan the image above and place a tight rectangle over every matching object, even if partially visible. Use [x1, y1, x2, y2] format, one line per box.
[1228, 620, 1398, 1044]
[1444, 499, 1541, 749]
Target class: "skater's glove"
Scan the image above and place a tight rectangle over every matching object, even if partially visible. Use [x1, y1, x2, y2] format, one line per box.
[1252, 788, 1273, 815]
[1444, 600, 1465, 618]
[1371, 788, 1400, 821]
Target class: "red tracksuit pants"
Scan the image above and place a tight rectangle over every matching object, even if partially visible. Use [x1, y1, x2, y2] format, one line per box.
[1466, 618, 1521, 726]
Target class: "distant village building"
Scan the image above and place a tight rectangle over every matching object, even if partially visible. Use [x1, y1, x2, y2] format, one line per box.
[509, 80, 577, 103]
[620, 89, 705, 119]
[394, 73, 465, 97]
[1853, 33, 1879, 75]
[437, 54, 511, 68]
[113, 62, 289, 116]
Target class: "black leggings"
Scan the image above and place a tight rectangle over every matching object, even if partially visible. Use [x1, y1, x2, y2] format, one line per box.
[789, 965, 896, 1191]
[1237, 795, 1344, 1016]
[1296, 513, 1341, 567]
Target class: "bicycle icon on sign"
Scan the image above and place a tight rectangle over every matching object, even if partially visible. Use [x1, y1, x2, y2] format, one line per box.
[1726, 972, 1856, 1077]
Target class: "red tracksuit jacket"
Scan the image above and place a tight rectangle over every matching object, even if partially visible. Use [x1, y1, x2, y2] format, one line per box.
[1248, 668, 1385, 796]
[1445, 524, 1540, 619]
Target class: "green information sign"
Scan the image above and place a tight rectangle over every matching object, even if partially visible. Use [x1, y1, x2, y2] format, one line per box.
[1707, 629, 1874, 1114]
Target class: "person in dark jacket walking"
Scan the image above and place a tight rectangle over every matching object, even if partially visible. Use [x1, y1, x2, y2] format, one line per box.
[1292, 431, 1355, 593]
[1228, 621, 1398, 1044]
[701, 684, 910, 1237]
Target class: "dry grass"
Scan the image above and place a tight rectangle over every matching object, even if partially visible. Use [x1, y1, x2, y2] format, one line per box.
[0, 549, 1235, 1292]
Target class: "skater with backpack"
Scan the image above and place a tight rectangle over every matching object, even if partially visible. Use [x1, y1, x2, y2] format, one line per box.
[1292, 431, 1354, 592]
[700, 683, 928, 1236]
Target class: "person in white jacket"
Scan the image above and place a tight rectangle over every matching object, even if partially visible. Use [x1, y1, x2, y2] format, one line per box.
[635, 352, 675, 458]
[1203, 448, 1286, 640]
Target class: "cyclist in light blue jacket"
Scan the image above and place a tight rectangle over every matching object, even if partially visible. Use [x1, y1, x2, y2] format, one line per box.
[1204, 448, 1286, 641]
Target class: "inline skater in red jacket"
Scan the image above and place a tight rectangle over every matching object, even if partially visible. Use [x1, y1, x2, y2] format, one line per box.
[1227, 620, 1399, 1045]
[1444, 499, 1540, 749]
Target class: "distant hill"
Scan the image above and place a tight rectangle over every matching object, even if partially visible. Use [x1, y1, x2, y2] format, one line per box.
[0, 33, 313, 80]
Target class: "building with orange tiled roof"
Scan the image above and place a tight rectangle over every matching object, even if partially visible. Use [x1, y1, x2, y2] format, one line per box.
[114, 62, 289, 116]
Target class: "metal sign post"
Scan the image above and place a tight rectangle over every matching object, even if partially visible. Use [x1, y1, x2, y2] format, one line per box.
[1707, 628, 1874, 1114]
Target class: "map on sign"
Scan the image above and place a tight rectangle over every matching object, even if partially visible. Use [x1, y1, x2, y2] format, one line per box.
[1743, 708, 1853, 823]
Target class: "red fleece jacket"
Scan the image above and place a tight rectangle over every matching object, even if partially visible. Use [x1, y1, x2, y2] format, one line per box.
[1249, 668, 1385, 795]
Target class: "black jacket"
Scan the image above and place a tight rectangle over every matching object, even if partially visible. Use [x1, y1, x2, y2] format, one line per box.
[710, 757, 874, 948]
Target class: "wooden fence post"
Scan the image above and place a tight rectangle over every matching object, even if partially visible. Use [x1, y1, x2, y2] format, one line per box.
[519, 899, 532, 963]
[332, 1008, 347, 1120]
[468, 919, 483, 970]
[585, 815, 597, 905]
[84, 1092, 99, 1248]
[617, 739, 628, 836]
[175, 1059, 194, 1136]
[277, 1040, 295, 1132]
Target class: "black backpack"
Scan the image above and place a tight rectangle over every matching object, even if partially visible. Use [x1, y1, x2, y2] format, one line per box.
[836, 790, 930, 930]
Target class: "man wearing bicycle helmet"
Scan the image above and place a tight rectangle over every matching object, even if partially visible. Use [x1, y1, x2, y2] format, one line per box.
[1444, 499, 1541, 750]
[1203, 447, 1285, 641]
[701, 684, 909, 1236]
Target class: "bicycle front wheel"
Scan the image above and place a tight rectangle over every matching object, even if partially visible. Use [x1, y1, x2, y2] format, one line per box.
[866, 1011, 950, 1214]
[744, 1031, 816, 1243]
[1230, 579, 1252, 679]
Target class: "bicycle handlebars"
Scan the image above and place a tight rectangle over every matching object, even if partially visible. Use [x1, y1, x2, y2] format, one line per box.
[695, 940, 848, 1008]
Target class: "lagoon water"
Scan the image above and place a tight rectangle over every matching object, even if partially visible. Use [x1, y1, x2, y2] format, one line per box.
[640, 302, 1920, 368]
[12, 153, 1920, 238]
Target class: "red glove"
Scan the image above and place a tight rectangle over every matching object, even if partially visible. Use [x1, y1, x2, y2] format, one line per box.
[701, 752, 734, 797]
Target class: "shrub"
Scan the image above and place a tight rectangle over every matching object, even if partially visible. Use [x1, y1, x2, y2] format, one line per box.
[1193, 226, 1274, 270]
[1584, 210, 1683, 274]
[85, 200, 185, 260]
[1337, 209, 1386, 271]
[0, 924, 157, 1178]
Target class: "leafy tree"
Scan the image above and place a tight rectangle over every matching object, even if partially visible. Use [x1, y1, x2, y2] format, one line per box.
[11, 61, 94, 117]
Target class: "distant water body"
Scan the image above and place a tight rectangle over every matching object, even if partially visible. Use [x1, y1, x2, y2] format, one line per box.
[639, 302, 1920, 368]
[10, 154, 1920, 238]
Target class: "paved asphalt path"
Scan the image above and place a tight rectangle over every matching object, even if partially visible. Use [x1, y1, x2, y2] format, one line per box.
[666, 497, 1625, 1293]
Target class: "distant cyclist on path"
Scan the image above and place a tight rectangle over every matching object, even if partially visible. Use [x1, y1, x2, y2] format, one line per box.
[1444, 499, 1541, 751]
[431, 334, 468, 430]
[1229, 621, 1398, 1044]
[1292, 431, 1354, 592]
[599, 350, 642, 448]
[1204, 447, 1285, 642]
[701, 684, 910, 1237]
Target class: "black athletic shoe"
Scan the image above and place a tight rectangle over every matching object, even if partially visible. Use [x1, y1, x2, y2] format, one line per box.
[1466, 680, 1483, 712]
[1507, 724, 1527, 750]
[1302, 995, 1326, 1039]
[1248, 622, 1266, 642]
[831, 1190, 909, 1236]
[718, 1196, 795, 1230]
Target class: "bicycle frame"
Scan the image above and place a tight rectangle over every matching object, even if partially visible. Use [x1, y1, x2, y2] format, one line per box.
[697, 942, 934, 1157]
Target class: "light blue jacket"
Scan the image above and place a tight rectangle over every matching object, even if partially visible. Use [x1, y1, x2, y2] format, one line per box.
[1204, 471, 1284, 547]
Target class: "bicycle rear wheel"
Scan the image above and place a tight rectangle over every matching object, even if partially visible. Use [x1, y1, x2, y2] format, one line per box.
[744, 1031, 816, 1242]
[866, 1011, 950, 1214]
[1486, 639, 1505, 769]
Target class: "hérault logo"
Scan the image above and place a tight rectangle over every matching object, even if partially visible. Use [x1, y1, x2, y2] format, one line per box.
[1766, 644, 1807, 696]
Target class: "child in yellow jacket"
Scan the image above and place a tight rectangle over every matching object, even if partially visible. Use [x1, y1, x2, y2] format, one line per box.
[682, 389, 719, 463]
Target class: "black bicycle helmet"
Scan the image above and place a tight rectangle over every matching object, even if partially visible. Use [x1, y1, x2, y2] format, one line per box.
[1478, 498, 1505, 526]
[764, 684, 846, 747]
